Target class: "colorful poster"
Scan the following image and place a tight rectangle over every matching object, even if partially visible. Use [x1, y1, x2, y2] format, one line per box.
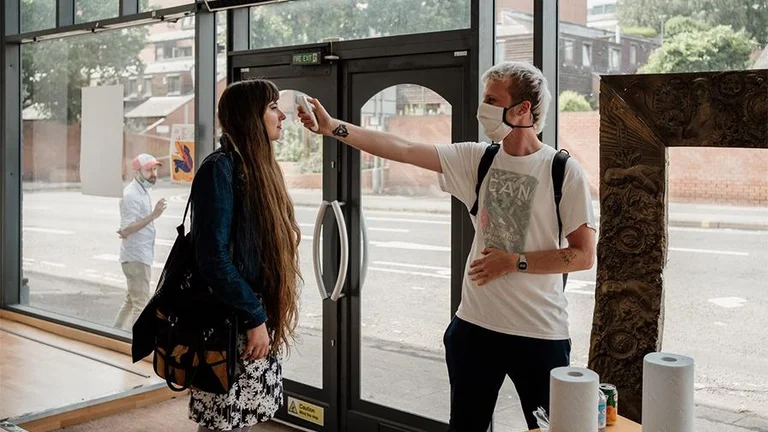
[170, 124, 195, 184]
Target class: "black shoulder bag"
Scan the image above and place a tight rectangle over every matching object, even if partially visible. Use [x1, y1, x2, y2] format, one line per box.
[133, 197, 240, 394]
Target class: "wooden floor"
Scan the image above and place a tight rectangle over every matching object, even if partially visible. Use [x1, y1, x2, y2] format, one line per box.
[0, 313, 168, 431]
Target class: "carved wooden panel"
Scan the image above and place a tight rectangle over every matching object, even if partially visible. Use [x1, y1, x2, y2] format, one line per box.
[589, 69, 768, 422]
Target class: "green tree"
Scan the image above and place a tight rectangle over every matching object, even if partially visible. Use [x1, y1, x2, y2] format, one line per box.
[22, 0, 149, 122]
[250, 0, 470, 49]
[641, 18, 756, 73]
[559, 91, 592, 112]
[617, 0, 768, 46]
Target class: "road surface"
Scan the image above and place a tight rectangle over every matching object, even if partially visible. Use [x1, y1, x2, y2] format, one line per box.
[18, 186, 768, 431]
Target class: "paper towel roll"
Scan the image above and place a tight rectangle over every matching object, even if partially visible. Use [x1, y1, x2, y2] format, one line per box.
[643, 352, 695, 432]
[549, 367, 599, 432]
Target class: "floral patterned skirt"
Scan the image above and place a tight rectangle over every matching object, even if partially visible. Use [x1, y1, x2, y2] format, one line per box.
[188, 336, 282, 431]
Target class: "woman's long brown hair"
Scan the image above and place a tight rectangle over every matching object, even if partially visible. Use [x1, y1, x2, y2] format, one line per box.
[217, 79, 300, 354]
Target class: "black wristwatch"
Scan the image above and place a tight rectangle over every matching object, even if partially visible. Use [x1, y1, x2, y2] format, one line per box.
[516, 254, 528, 272]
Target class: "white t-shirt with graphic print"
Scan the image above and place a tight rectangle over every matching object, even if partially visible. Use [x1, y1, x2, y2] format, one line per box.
[435, 142, 596, 340]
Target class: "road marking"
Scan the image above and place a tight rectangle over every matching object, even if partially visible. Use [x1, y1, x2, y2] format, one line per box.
[670, 247, 749, 256]
[157, 239, 175, 246]
[714, 321, 727, 327]
[565, 289, 595, 296]
[669, 226, 768, 235]
[708, 297, 747, 308]
[23, 227, 75, 235]
[368, 266, 450, 279]
[373, 261, 450, 271]
[370, 241, 449, 252]
[93, 254, 165, 269]
[299, 223, 408, 233]
[39, 261, 66, 268]
[367, 216, 450, 225]
[301, 237, 449, 253]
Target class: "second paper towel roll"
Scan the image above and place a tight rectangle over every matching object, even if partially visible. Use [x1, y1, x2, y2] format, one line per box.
[549, 367, 599, 432]
[643, 352, 695, 432]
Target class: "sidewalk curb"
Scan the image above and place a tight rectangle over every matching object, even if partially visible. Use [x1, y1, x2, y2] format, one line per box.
[668, 219, 768, 231]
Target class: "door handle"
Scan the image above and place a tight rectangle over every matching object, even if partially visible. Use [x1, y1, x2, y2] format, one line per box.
[360, 209, 370, 288]
[312, 200, 349, 301]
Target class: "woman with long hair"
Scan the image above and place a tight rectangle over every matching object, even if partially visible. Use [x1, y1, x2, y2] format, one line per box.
[188, 79, 301, 432]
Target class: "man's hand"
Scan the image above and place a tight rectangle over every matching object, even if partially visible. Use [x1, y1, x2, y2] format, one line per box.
[116, 229, 127, 239]
[468, 248, 517, 286]
[243, 323, 270, 361]
[298, 97, 337, 136]
[151, 198, 167, 220]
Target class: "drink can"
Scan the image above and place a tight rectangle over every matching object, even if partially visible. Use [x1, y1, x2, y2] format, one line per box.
[598, 389, 607, 432]
[600, 383, 618, 425]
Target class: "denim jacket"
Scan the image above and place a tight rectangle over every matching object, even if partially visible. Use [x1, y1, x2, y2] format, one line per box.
[190, 149, 267, 330]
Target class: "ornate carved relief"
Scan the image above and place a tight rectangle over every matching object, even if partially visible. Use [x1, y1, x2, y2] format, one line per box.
[589, 70, 767, 422]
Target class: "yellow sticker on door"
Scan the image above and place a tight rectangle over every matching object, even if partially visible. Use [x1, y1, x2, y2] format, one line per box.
[286, 396, 325, 426]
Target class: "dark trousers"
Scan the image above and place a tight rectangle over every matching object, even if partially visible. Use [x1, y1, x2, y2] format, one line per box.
[444, 316, 571, 431]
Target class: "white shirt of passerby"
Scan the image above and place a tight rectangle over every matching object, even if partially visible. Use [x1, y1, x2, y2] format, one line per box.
[435, 142, 596, 340]
[119, 179, 156, 267]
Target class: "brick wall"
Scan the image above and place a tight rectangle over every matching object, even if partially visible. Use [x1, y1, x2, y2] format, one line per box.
[20, 112, 768, 206]
[558, 112, 768, 206]
[22, 120, 172, 182]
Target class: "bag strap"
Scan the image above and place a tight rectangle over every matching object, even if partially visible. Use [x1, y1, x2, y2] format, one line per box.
[162, 318, 207, 393]
[176, 197, 192, 238]
[552, 149, 570, 288]
[470, 143, 501, 217]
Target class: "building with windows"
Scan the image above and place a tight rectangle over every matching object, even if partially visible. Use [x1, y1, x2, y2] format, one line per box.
[497, 10, 658, 102]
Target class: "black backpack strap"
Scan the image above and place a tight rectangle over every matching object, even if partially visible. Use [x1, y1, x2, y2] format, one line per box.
[470, 143, 501, 216]
[552, 149, 570, 288]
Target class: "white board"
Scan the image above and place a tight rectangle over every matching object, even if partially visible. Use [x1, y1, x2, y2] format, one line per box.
[79, 85, 124, 198]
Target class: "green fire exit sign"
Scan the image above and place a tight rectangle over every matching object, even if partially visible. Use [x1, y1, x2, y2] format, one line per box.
[292, 52, 322, 66]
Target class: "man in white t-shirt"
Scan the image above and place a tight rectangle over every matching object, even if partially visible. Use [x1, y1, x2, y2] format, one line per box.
[113, 153, 167, 331]
[298, 61, 596, 430]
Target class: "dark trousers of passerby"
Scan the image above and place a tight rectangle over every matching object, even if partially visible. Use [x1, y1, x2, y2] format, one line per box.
[444, 316, 571, 431]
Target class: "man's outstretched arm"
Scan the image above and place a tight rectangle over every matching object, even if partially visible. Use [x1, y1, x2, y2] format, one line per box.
[298, 97, 442, 173]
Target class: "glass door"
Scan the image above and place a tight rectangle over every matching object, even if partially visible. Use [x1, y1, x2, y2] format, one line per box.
[343, 52, 472, 431]
[233, 39, 475, 432]
[237, 59, 342, 431]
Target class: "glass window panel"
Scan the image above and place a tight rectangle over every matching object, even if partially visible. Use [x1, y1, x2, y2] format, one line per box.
[358, 84, 452, 423]
[249, 0, 470, 50]
[76, 0, 119, 23]
[22, 0, 56, 33]
[21, 19, 196, 333]
[143, 0, 195, 12]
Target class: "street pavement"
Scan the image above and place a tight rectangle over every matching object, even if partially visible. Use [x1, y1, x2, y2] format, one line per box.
[17, 183, 768, 431]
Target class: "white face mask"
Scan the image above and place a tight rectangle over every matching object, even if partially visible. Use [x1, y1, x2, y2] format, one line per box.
[136, 172, 154, 189]
[476, 101, 534, 142]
